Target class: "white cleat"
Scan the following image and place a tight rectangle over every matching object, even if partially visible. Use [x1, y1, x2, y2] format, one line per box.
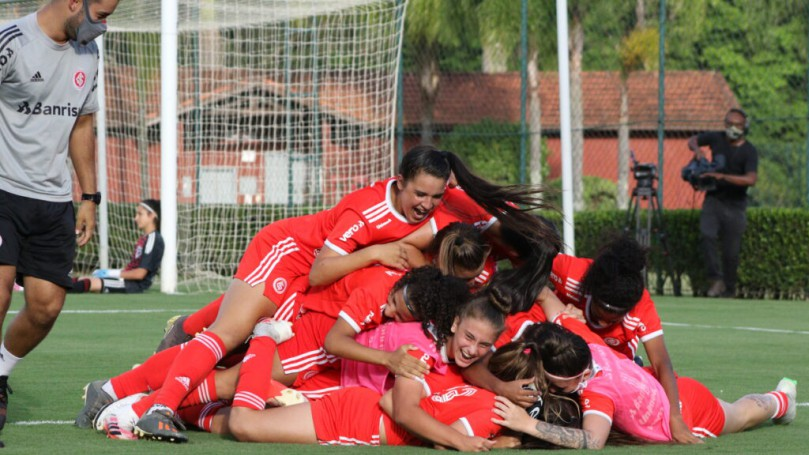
[252, 318, 294, 344]
[94, 393, 148, 434]
[773, 377, 797, 425]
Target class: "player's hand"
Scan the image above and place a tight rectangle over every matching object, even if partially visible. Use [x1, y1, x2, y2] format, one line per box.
[92, 269, 121, 279]
[701, 172, 723, 181]
[75, 200, 97, 247]
[670, 414, 703, 444]
[386, 344, 429, 379]
[495, 377, 539, 408]
[562, 304, 586, 323]
[492, 396, 534, 435]
[692, 149, 706, 161]
[453, 435, 494, 452]
[92, 269, 108, 278]
[372, 242, 410, 270]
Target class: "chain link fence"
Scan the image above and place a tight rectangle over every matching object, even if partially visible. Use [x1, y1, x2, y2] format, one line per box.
[397, 0, 809, 212]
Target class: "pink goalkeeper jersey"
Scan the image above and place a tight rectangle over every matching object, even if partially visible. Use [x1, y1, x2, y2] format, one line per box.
[340, 321, 451, 394]
[581, 343, 672, 442]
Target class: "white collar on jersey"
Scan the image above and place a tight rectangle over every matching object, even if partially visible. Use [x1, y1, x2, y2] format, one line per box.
[386, 178, 413, 224]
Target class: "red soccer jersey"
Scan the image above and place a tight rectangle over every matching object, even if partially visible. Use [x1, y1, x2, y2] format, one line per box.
[301, 265, 404, 318]
[318, 177, 432, 256]
[385, 384, 503, 446]
[334, 267, 404, 334]
[550, 254, 664, 359]
[494, 303, 548, 349]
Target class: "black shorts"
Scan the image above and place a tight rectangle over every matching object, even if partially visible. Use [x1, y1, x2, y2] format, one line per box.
[0, 190, 76, 288]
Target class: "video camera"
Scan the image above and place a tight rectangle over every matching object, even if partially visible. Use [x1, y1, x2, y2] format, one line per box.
[630, 151, 657, 190]
[681, 156, 725, 191]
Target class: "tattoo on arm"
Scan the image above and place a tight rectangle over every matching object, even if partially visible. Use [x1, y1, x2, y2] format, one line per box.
[532, 421, 602, 450]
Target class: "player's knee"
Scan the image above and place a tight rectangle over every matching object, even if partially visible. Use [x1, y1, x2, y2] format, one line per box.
[24, 298, 64, 327]
[228, 407, 258, 441]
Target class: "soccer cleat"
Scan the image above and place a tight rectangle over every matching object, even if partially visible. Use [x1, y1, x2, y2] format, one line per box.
[773, 377, 797, 425]
[75, 379, 114, 429]
[155, 315, 193, 353]
[93, 393, 148, 434]
[134, 407, 188, 443]
[103, 415, 138, 440]
[0, 376, 12, 430]
[252, 318, 294, 344]
[267, 380, 307, 407]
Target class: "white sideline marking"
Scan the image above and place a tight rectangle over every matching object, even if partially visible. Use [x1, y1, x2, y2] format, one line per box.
[14, 420, 72, 425]
[7, 309, 198, 315]
[664, 322, 809, 336]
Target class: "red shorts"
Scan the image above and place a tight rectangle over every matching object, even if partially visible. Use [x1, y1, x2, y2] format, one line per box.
[310, 387, 383, 445]
[678, 376, 725, 438]
[279, 312, 340, 383]
[295, 368, 342, 400]
[235, 224, 314, 317]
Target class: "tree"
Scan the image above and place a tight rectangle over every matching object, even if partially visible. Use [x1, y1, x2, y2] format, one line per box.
[477, 0, 556, 186]
[404, 0, 479, 144]
[617, 26, 658, 209]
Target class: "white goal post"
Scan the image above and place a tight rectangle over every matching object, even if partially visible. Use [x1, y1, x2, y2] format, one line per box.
[3, 0, 408, 294]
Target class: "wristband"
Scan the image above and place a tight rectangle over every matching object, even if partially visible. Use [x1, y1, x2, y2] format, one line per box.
[81, 192, 102, 204]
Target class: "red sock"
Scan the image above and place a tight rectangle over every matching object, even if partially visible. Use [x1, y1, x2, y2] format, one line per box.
[768, 391, 789, 419]
[232, 336, 278, 410]
[183, 295, 224, 335]
[178, 401, 228, 433]
[178, 370, 218, 407]
[110, 345, 183, 397]
[132, 393, 156, 418]
[151, 332, 225, 412]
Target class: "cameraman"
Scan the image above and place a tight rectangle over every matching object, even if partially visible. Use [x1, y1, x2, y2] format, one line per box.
[687, 108, 758, 298]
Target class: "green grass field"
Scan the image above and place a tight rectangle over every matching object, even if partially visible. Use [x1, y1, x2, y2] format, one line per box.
[1, 291, 805, 454]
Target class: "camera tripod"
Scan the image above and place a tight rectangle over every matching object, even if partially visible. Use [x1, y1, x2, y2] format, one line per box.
[624, 183, 681, 296]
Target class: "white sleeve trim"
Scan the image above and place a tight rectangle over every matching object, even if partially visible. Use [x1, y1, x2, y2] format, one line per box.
[458, 417, 474, 436]
[337, 311, 362, 333]
[145, 233, 156, 254]
[512, 321, 536, 342]
[324, 239, 349, 256]
[429, 218, 438, 236]
[479, 217, 497, 232]
[413, 376, 431, 395]
[582, 410, 613, 425]
[639, 329, 664, 343]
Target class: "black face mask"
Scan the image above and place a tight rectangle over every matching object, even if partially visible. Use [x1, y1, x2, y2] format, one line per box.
[76, 1, 108, 45]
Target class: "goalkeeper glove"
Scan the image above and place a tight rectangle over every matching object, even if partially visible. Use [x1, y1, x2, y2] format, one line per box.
[92, 269, 122, 279]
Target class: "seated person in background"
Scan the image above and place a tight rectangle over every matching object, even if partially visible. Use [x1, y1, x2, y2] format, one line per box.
[70, 199, 163, 294]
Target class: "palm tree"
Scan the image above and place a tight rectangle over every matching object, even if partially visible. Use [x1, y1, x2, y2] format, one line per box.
[616, 23, 658, 209]
[477, 0, 555, 186]
[405, 0, 478, 144]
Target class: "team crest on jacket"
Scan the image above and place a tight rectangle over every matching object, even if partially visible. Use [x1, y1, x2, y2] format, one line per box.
[73, 71, 86, 90]
[604, 337, 620, 346]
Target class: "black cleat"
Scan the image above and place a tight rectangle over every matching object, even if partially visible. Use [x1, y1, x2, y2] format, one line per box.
[134, 407, 188, 443]
[155, 315, 192, 352]
[0, 376, 12, 430]
[75, 379, 114, 429]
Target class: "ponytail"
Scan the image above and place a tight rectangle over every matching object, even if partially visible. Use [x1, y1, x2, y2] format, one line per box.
[443, 150, 561, 253]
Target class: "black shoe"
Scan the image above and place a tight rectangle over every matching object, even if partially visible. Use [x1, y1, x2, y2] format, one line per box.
[134, 407, 188, 443]
[0, 376, 12, 430]
[155, 315, 192, 353]
[74, 379, 114, 429]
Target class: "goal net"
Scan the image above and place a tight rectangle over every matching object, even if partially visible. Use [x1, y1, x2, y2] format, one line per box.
[2, 0, 407, 293]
